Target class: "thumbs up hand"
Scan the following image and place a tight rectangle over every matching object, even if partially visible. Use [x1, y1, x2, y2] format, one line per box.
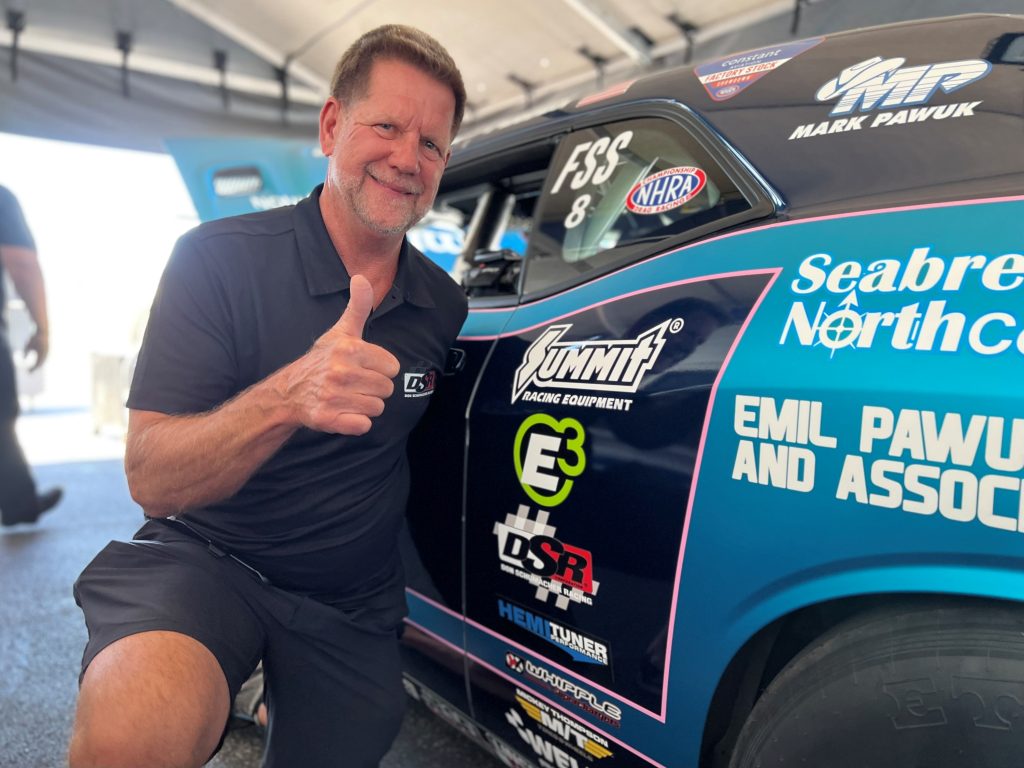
[286, 275, 401, 435]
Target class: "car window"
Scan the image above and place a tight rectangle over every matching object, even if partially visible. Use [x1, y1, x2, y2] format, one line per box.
[434, 163, 550, 299]
[522, 116, 753, 295]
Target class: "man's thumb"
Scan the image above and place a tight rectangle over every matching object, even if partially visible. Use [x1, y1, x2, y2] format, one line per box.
[334, 274, 374, 338]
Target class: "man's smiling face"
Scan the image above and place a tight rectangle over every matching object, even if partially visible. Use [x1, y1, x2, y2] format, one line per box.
[321, 58, 455, 238]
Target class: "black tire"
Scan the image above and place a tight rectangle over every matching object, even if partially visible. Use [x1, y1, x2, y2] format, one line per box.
[729, 599, 1024, 768]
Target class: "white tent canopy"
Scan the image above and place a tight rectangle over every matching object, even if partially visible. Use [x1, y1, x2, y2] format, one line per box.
[0, 0, 1019, 153]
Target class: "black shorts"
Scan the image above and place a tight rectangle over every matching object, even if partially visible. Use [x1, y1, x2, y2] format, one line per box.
[73, 519, 408, 768]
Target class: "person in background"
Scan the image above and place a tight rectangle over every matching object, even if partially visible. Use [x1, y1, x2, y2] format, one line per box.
[0, 184, 63, 527]
[68, 23, 467, 768]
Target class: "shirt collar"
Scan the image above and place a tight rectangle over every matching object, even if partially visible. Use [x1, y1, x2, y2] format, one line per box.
[293, 184, 436, 308]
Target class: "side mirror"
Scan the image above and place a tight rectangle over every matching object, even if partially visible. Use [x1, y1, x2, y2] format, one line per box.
[463, 248, 523, 295]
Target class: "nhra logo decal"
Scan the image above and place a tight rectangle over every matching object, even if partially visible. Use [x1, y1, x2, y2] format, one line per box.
[498, 599, 610, 665]
[494, 506, 599, 609]
[779, 248, 1024, 358]
[512, 320, 680, 406]
[403, 367, 437, 398]
[790, 56, 990, 140]
[625, 167, 706, 215]
[505, 652, 623, 726]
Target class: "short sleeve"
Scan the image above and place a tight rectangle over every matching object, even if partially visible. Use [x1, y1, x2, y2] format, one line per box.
[0, 186, 36, 249]
[127, 232, 239, 415]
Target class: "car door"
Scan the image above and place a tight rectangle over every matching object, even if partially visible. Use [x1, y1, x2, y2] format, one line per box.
[458, 106, 777, 766]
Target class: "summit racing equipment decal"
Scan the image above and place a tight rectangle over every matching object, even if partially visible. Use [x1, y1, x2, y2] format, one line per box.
[695, 38, 824, 101]
[505, 652, 623, 726]
[778, 248, 1024, 358]
[789, 56, 991, 140]
[625, 167, 706, 215]
[514, 414, 586, 507]
[509, 689, 613, 761]
[495, 505, 599, 609]
[512, 319, 681, 406]
[498, 599, 610, 666]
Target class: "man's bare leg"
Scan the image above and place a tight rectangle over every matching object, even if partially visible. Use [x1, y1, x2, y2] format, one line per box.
[68, 630, 229, 768]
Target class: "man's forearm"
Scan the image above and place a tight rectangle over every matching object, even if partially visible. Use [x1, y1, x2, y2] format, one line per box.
[125, 370, 300, 517]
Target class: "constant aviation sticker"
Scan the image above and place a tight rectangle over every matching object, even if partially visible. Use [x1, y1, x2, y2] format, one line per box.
[512, 319, 682, 410]
[789, 56, 991, 140]
[625, 167, 706, 215]
[514, 414, 586, 507]
[495, 506, 600, 609]
[695, 37, 824, 101]
[498, 598, 611, 666]
[505, 652, 623, 727]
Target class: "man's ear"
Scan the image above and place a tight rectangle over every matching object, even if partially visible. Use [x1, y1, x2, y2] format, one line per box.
[319, 97, 343, 156]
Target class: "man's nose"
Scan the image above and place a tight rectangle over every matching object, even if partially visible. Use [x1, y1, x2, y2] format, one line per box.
[389, 132, 420, 174]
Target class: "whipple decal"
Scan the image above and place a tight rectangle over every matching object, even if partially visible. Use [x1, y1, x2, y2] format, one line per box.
[464, 272, 775, 716]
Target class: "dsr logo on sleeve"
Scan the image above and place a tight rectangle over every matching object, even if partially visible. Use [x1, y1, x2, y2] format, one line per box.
[403, 367, 438, 397]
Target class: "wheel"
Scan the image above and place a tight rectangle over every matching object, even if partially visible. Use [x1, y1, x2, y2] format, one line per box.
[729, 599, 1024, 768]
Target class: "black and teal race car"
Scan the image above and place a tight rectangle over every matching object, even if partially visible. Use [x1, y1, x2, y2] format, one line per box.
[401, 14, 1024, 768]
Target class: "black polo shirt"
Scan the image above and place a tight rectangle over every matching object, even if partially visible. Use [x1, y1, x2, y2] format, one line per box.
[128, 185, 467, 597]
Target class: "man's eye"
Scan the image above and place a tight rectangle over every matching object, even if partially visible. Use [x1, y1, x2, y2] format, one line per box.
[423, 140, 442, 157]
[376, 123, 394, 133]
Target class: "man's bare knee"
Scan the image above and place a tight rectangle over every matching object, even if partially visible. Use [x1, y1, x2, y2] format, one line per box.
[68, 630, 229, 768]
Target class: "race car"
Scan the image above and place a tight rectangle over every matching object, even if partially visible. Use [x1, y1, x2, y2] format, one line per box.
[399, 14, 1024, 768]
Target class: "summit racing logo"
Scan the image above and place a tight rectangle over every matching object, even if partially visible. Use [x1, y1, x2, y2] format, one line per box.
[512, 320, 680, 405]
[494, 506, 599, 610]
[505, 652, 623, 726]
[779, 248, 1024, 357]
[789, 56, 990, 140]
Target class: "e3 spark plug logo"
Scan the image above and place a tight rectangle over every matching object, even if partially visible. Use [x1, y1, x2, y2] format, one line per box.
[514, 414, 586, 507]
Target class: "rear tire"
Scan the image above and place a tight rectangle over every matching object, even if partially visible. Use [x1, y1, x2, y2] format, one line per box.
[729, 599, 1024, 768]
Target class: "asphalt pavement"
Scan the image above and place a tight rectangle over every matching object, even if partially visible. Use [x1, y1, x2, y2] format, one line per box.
[0, 406, 501, 768]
